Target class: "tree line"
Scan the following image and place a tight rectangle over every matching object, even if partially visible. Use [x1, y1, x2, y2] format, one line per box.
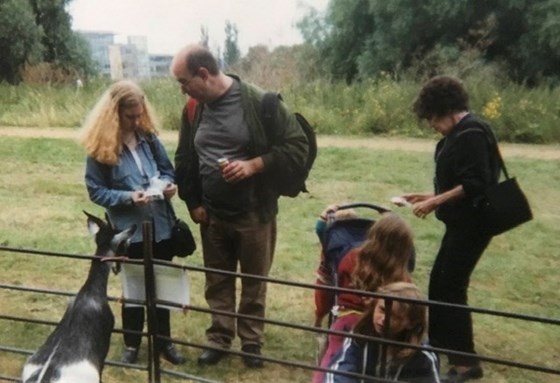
[298, 0, 560, 85]
[1, 0, 559, 87]
[0, 0, 95, 84]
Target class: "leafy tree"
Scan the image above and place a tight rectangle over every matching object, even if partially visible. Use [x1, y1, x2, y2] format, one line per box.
[300, 0, 560, 84]
[0, 0, 94, 84]
[0, 0, 43, 84]
[302, 0, 375, 82]
[29, 0, 95, 78]
[223, 20, 240, 68]
[501, 0, 560, 84]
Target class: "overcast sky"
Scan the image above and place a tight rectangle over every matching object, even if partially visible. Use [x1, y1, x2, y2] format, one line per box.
[68, 0, 329, 55]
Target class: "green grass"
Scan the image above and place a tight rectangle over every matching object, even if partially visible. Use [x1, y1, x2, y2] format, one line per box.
[0, 136, 559, 382]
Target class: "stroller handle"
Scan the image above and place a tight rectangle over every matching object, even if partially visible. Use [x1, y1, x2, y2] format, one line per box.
[337, 202, 392, 214]
[325, 203, 392, 223]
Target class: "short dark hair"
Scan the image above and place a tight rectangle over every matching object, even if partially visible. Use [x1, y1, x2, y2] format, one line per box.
[412, 75, 469, 119]
[186, 47, 220, 76]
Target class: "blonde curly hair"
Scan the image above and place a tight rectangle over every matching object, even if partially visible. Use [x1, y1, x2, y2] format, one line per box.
[80, 80, 159, 165]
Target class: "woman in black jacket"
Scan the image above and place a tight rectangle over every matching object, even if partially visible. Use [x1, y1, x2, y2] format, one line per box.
[399, 75, 500, 382]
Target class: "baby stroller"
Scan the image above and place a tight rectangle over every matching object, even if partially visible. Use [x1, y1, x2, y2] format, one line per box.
[315, 202, 416, 340]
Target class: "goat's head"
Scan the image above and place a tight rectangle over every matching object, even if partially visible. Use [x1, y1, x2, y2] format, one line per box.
[83, 211, 137, 258]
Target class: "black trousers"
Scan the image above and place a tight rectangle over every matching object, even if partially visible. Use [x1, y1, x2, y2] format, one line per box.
[122, 239, 174, 349]
[428, 221, 491, 366]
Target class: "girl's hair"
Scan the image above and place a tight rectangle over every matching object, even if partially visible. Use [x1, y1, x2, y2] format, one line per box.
[355, 282, 428, 360]
[80, 80, 159, 165]
[351, 213, 413, 292]
[412, 75, 469, 120]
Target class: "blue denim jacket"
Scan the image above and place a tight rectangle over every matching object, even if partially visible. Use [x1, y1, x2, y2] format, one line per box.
[85, 133, 175, 244]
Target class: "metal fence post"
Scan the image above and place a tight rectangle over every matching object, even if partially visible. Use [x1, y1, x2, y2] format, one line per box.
[143, 220, 161, 383]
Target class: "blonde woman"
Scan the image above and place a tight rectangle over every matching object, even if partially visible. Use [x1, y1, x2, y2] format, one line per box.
[325, 282, 440, 383]
[80, 80, 185, 365]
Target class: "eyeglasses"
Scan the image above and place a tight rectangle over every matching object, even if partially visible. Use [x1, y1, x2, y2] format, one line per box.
[178, 69, 199, 88]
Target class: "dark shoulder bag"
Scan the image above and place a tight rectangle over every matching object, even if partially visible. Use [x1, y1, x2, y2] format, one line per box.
[167, 202, 196, 257]
[475, 130, 533, 236]
[145, 134, 196, 257]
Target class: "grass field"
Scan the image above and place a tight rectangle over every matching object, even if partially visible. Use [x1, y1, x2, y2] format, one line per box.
[0, 132, 559, 382]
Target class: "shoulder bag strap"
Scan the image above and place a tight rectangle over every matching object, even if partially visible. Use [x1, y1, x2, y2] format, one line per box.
[457, 123, 509, 180]
[145, 133, 178, 221]
[484, 126, 509, 180]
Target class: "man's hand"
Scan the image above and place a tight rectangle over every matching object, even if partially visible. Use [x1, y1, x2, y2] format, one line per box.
[190, 206, 208, 224]
[222, 157, 264, 183]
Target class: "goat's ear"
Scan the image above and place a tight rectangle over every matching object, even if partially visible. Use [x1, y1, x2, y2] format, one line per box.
[84, 210, 103, 236]
[87, 218, 100, 236]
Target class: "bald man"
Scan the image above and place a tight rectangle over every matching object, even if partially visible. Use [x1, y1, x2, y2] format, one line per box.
[171, 44, 309, 368]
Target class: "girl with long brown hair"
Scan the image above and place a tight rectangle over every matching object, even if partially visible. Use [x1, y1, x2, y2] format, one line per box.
[313, 213, 414, 383]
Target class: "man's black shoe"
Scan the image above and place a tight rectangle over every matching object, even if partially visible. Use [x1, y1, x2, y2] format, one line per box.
[197, 349, 227, 366]
[160, 344, 186, 365]
[120, 347, 139, 364]
[241, 344, 264, 368]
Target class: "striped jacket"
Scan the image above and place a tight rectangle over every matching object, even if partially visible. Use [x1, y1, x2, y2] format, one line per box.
[325, 336, 440, 383]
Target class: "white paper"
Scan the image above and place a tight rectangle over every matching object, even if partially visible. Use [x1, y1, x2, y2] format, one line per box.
[390, 196, 412, 207]
[121, 263, 190, 310]
[144, 176, 169, 200]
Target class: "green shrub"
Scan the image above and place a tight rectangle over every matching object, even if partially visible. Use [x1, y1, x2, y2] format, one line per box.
[1, 71, 559, 144]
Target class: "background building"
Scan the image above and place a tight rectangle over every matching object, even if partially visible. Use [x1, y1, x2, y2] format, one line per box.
[149, 55, 173, 78]
[80, 31, 115, 77]
[79, 31, 168, 80]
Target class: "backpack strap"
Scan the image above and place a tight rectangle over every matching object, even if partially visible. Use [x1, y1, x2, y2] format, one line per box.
[260, 92, 285, 145]
[186, 97, 199, 125]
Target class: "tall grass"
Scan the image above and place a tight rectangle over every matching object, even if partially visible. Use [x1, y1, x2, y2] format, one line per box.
[0, 78, 185, 131]
[0, 136, 559, 382]
[1, 72, 559, 143]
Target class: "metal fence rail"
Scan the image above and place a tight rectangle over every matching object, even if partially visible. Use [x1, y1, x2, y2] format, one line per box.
[1, 229, 559, 382]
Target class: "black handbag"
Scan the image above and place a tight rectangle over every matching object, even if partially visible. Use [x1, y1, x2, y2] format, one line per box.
[167, 201, 196, 257]
[171, 218, 196, 257]
[476, 133, 532, 236]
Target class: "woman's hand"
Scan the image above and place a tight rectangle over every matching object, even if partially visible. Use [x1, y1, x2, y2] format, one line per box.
[131, 191, 149, 206]
[163, 183, 177, 199]
[412, 198, 438, 219]
[401, 192, 434, 204]
[411, 185, 465, 219]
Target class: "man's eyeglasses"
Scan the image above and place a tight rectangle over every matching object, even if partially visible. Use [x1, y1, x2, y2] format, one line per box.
[179, 70, 199, 88]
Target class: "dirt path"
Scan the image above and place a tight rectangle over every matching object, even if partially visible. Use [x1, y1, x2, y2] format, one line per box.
[2, 126, 559, 160]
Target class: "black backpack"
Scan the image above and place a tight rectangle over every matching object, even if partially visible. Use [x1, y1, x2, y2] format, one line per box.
[261, 92, 318, 197]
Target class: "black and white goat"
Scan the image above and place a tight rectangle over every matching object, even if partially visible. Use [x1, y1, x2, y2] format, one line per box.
[22, 212, 136, 383]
